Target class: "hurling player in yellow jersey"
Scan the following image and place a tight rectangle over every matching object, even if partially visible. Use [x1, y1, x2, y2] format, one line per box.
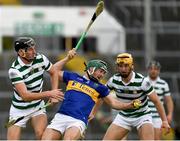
[102, 53, 170, 140]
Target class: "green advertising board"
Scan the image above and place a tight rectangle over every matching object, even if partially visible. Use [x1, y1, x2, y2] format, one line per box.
[15, 22, 64, 36]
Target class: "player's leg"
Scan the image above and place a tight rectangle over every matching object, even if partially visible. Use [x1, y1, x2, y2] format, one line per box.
[138, 123, 154, 139]
[41, 113, 67, 140]
[154, 128, 161, 140]
[121, 134, 128, 140]
[7, 115, 29, 139]
[103, 114, 130, 140]
[63, 118, 86, 140]
[7, 105, 29, 140]
[42, 128, 62, 140]
[152, 118, 162, 140]
[7, 125, 22, 140]
[31, 114, 47, 139]
[63, 126, 81, 140]
[136, 114, 154, 140]
[103, 123, 129, 140]
[30, 102, 47, 139]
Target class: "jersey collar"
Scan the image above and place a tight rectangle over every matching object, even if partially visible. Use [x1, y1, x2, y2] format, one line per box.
[147, 76, 160, 83]
[122, 71, 135, 85]
[17, 56, 33, 67]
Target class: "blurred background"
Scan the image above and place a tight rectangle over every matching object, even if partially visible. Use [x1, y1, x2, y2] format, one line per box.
[0, 0, 180, 140]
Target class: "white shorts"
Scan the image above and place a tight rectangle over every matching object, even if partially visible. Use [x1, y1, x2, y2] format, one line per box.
[47, 113, 87, 137]
[152, 118, 162, 128]
[113, 114, 153, 131]
[9, 101, 46, 128]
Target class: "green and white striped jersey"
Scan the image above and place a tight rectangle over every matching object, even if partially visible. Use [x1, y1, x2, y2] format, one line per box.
[106, 71, 154, 118]
[146, 76, 171, 119]
[8, 53, 52, 109]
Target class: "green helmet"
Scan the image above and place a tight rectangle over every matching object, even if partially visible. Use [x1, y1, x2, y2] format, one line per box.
[85, 59, 108, 73]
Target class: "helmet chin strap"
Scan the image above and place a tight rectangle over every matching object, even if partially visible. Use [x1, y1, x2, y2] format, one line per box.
[87, 68, 99, 83]
[22, 56, 33, 63]
[84, 62, 99, 82]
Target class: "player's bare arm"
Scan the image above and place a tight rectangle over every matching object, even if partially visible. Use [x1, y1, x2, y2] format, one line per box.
[54, 49, 76, 82]
[164, 95, 174, 124]
[54, 49, 76, 72]
[48, 65, 59, 90]
[148, 91, 171, 133]
[88, 99, 103, 122]
[103, 94, 140, 110]
[14, 82, 64, 101]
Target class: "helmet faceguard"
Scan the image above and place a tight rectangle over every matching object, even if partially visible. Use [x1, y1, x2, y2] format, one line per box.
[14, 37, 36, 52]
[116, 53, 133, 67]
[85, 59, 108, 82]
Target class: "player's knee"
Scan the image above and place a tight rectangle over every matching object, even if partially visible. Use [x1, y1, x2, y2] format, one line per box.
[35, 129, 44, 140]
[7, 126, 21, 140]
[63, 136, 76, 140]
[63, 134, 81, 140]
[41, 132, 47, 140]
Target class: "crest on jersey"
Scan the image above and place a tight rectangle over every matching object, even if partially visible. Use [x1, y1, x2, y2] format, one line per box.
[30, 68, 35, 75]
[146, 81, 151, 87]
[24, 74, 29, 79]
[93, 83, 99, 88]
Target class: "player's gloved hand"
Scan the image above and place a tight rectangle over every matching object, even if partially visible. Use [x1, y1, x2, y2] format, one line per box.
[161, 121, 171, 135]
[132, 99, 142, 109]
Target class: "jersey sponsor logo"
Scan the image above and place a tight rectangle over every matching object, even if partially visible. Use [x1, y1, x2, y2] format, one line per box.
[124, 88, 129, 94]
[66, 80, 100, 103]
[116, 89, 122, 93]
[38, 67, 43, 71]
[93, 83, 99, 88]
